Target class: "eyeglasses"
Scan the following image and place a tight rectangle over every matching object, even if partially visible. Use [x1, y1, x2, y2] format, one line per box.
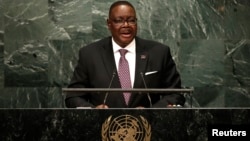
[110, 18, 137, 26]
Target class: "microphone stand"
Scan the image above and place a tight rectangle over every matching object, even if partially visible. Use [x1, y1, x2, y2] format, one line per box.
[140, 72, 153, 108]
[103, 71, 116, 105]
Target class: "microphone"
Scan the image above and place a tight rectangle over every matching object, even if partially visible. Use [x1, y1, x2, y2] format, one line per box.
[140, 72, 152, 108]
[103, 70, 116, 105]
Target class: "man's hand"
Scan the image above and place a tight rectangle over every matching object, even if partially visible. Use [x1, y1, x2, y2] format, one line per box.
[96, 104, 109, 109]
[136, 106, 145, 109]
[167, 104, 182, 108]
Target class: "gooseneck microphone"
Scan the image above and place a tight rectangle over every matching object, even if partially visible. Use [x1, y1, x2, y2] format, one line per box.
[140, 72, 152, 108]
[103, 70, 116, 105]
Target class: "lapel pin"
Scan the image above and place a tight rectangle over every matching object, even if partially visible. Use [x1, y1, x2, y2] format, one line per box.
[140, 54, 146, 59]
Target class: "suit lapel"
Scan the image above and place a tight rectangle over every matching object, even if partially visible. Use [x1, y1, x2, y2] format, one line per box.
[100, 37, 121, 88]
[128, 37, 149, 106]
[133, 37, 149, 88]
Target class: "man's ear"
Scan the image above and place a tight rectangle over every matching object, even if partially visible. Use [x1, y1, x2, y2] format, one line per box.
[107, 19, 111, 30]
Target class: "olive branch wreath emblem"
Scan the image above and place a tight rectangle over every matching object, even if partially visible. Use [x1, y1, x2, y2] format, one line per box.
[101, 115, 151, 141]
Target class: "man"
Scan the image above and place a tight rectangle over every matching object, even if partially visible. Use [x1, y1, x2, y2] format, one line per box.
[65, 1, 185, 108]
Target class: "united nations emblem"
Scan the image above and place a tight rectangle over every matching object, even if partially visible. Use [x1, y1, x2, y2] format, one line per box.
[101, 114, 151, 141]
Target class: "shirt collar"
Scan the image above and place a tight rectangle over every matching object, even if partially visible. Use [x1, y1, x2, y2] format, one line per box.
[112, 38, 136, 54]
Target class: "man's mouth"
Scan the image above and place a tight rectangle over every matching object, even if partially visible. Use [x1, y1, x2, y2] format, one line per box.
[120, 32, 132, 38]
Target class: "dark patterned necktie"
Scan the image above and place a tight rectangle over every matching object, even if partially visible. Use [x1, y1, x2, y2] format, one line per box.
[118, 49, 132, 105]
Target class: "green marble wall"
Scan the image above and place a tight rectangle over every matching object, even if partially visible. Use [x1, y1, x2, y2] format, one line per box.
[0, 0, 250, 108]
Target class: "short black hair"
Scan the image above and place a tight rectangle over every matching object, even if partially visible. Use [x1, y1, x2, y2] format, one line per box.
[108, 1, 135, 17]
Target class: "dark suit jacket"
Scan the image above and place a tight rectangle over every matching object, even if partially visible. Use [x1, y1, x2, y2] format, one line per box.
[65, 36, 185, 108]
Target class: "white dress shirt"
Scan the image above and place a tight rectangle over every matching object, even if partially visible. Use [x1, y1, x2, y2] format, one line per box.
[112, 38, 136, 87]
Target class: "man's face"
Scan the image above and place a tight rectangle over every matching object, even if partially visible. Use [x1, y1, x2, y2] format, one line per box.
[107, 5, 137, 47]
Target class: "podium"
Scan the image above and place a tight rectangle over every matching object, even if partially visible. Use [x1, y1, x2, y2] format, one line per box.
[1, 108, 250, 140]
[62, 88, 194, 108]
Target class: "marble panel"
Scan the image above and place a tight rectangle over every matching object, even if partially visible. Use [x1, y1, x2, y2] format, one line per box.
[48, 0, 92, 40]
[136, 0, 180, 40]
[224, 40, 250, 87]
[225, 87, 250, 107]
[0, 44, 3, 88]
[179, 0, 225, 39]
[48, 39, 92, 87]
[224, 0, 250, 39]
[3, 0, 51, 87]
[179, 39, 224, 87]
[4, 40, 49, 87]
[0, 0, 4, 89]
[0, 87, 63, 108]
[92, 0, 113, 40]
[47, 0, 93, 87]
[192, 86, 225, 107]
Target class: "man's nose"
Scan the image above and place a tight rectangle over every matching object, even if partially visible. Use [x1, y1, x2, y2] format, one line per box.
[122, 21, 129, 27]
